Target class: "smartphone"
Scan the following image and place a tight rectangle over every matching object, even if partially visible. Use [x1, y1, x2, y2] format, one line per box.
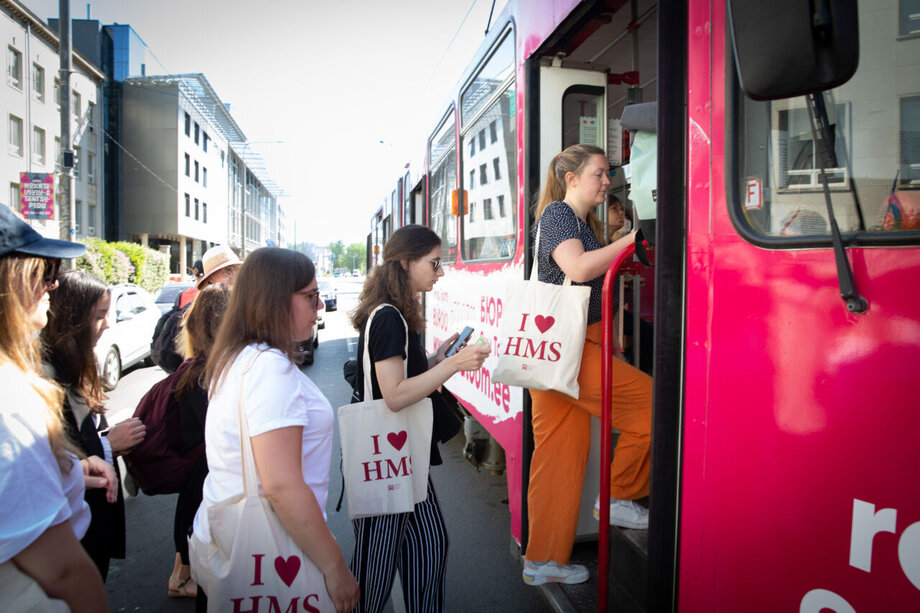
[445, 326, 475, 357]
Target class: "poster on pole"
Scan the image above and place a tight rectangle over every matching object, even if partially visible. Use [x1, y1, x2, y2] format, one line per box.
[19, 173, 54, 220]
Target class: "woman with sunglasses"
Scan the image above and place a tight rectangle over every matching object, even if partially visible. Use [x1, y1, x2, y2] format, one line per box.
[349, 224, 491, 613]
[0, 206, 115, 611]
[190, 248, 358, 612]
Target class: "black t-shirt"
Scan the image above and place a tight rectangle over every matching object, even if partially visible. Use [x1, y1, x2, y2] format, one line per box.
[353, 305, 455, 466]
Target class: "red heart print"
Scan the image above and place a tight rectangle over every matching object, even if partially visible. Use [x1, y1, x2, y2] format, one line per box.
[274, 555, 301, 587]
[387, 431, 408, 451]
[534, 315, 555, 334]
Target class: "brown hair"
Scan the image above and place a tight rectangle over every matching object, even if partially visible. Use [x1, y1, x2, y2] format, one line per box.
[534, 143, 607, 243]
[175, 283, 231, 399]
[0, 255, 78, 472]
[42, 269, 109, 413]
[350, 224, 441, 334]
[204, 248, 315, 393]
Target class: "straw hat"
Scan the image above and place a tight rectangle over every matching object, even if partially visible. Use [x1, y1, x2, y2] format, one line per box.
[197, 245, 242, 289]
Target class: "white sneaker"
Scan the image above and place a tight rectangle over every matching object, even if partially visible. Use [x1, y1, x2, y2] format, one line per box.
[593, 497, 649, 530]
[522, 560, 589, 585]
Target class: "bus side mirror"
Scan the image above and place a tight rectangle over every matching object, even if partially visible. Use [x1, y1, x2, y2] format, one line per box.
[728, 0, 858, 100]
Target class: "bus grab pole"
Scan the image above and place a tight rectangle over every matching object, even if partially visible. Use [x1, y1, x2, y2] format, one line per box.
[599, 241, 637, 611]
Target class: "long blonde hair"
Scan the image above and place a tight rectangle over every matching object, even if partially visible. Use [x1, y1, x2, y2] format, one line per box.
[533, 143, 607, 243]
[0, 255, 78, 473]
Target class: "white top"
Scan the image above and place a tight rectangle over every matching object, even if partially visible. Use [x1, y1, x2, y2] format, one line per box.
[192, 344, 334, 543]
[0, 363, 90, 563]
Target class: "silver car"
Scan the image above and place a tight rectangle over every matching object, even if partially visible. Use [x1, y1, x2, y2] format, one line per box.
[94, 284, 161, 390]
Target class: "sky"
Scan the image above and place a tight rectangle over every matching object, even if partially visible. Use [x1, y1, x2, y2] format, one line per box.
[27, 0, 508, 246]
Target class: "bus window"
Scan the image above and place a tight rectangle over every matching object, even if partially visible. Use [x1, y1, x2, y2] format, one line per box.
[460, 85, 517, 261]
[460, 31, 514, 127]
[429, 112, 457, 260]
[734, 24, 920, 240]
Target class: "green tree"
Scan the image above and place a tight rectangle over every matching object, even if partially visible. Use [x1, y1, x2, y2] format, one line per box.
[344, 243, 366, 273]
[328, 240, 345, 270]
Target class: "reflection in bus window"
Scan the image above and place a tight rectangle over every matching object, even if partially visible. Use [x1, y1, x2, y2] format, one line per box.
[461, 31, 514, 126]
[461, 86, 517, 260]
[429, 114, 457, 261]
[736, 20, 920, 238]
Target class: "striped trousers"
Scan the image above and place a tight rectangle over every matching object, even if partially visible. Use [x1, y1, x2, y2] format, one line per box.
[350, 477, 448, 613]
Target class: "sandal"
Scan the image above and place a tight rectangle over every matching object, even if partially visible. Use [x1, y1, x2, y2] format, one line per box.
[168, 575, 198, 598]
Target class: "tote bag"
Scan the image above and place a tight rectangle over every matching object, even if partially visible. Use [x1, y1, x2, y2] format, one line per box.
[493, 226, 591, 398]
[337, 305, 433, 520]
[190, 356, 335, 613]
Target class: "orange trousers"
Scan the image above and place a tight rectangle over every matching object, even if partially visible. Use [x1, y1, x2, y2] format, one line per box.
[526, 322, 652, 564]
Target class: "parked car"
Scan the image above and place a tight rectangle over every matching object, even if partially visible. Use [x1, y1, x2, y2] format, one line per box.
[293, 320, 319, 366]
[94, 284, 162, 390]
[153, 282, 195, 314]
[319, 280, 337, 312]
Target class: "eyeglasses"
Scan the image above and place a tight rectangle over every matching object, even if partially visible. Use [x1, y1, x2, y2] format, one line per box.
[42, 258, 61, 289]
[294, 289, 322, 309]
[428, 258, 443, 272]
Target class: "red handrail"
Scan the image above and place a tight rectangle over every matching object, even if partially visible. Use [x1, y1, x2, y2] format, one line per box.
[598, 241, 637, 611]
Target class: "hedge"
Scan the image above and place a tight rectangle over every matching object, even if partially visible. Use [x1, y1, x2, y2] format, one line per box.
[76, 239, 169, 292]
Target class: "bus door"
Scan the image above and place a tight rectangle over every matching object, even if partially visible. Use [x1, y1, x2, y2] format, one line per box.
[537, 64, 608, 539]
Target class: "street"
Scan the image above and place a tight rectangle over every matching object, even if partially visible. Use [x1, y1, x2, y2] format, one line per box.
[102, 279, 550, 613]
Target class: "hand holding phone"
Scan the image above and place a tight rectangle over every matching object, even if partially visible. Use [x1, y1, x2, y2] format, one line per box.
[445, 326, 475, 357]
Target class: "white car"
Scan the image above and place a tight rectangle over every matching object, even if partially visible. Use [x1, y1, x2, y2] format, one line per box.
[94, 284, 162, 390]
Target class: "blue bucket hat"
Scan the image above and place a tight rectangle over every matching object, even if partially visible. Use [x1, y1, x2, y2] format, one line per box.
[0, 206, 86, 259]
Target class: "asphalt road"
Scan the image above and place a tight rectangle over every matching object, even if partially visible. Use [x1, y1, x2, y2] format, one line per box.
[103, 279, 551, 613]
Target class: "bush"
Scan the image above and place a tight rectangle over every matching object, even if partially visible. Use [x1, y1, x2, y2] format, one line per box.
[77, 239, 168, 291]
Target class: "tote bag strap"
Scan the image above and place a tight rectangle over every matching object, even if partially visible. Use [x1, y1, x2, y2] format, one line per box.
[236, 351, 263, 499]
[361, 304, 409, 401]
[533, 219, 574, 287]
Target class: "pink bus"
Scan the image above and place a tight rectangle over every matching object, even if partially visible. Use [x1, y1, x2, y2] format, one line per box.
[368, 0, 919, 610]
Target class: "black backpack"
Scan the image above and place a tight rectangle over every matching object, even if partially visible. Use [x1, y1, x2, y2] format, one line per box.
[151, 303, 186, 373]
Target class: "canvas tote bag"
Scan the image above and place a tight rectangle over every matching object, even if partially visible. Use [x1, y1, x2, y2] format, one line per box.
[190, 355, 335, 613]
[493, 225, 591, 398]
[337, 304, 433, 520]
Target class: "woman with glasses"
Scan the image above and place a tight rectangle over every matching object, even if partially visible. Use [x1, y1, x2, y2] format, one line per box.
[348, 224, 491, 613]
[190, 247, 358, 612]
[0, 206, 114, 611]
[41, 269, 147, 581]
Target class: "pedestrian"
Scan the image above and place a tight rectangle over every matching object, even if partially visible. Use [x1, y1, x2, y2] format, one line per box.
[165, 283, 231, 598]
[523, 144, 652, 586]
[348, 224, 491, 613]
[41, 269, 147, 580]
[151, 245, 240, 373]
[190, 247, 358, 612]
[0, 206, 115, 611]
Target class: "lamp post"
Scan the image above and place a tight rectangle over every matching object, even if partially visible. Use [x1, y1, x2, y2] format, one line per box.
[236, 140, 283, 257]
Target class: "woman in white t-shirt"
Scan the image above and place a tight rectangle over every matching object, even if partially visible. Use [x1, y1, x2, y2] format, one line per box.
[191, 247, 359, 613]
[0, 206, 115, 612]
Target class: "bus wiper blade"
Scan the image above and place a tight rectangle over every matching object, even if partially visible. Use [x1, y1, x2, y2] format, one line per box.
[806, 93, 868, 314]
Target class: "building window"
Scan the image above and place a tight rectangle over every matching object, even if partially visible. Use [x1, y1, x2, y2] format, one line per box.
[87, 102, 95, 132]
[469, 169, 475, 189]
[184, 112, 190, 136]
[901, 0, 920, 36]
[75, 200, 82, 234]
[202, 202, 207, 223]
[73, 146, 81, 178]
[194, 198, 199, 220]
[901, 95, 920, 183]
[493, 157, 501, 180]
[479, 129, 486, 150]
[185, 153, 190, 176]
[479, 163, 487, 185]
[194, 122, 199, 145]
[484, 198, 494, 220]
[87, 153, 95, 184]
[7, 47, 22, 89]
[497, 194, 505, 217]
[8, 115, 23, 156]
[72, 91, 81, 119]
[203, 132, 208, 152]
[87, 204, 96, 235]
[54, 78, 61, 109]
[490, 120, 497, 143]
[470, 139, 475, 157]
[32, 127, 45, 164]
[470, 201, 476, 222]
[10, 183, 20, 210]
[203, 167, 208, 187]
[185, 193, 190, 216]
[194, 161, 199, 182]
[32, 64, 44, 102]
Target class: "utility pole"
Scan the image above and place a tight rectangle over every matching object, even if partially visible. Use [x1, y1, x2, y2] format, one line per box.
[58, 0, 75, 245]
